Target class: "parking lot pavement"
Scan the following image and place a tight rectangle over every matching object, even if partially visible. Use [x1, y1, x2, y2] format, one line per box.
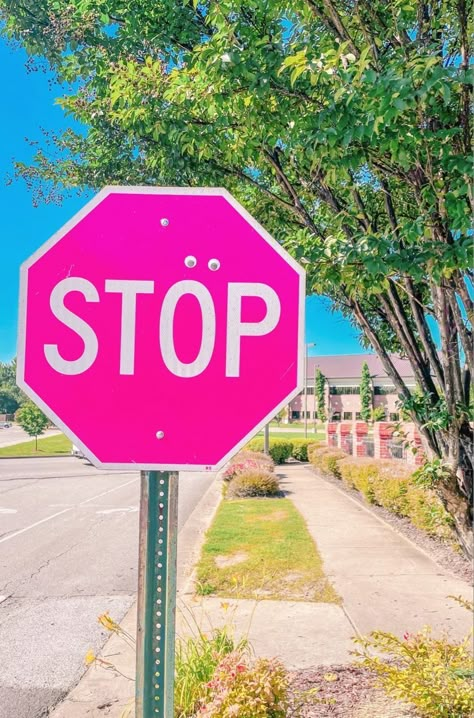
[0, 425, 60, 448]
[0, 456, 215, 718]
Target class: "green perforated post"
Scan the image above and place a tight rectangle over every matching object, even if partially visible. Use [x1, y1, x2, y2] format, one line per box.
[136, 471, 179, 717]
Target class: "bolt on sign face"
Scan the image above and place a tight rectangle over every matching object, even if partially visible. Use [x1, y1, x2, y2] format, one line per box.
[17, 187, 305, 470]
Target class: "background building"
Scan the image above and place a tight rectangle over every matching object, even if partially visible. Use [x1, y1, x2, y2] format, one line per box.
[289, 354, 416, 422]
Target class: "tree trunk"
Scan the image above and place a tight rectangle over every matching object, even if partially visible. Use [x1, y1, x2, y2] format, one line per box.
[435, 474, 473, 559]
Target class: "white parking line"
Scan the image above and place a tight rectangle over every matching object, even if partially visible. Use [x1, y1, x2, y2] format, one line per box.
[0, 508, 72, 545]
[0, 477, 139, 545]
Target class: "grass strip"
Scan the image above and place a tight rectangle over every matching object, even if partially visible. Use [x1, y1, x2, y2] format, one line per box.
[196, 497, 339, 603]
[0, 433, 72, 457]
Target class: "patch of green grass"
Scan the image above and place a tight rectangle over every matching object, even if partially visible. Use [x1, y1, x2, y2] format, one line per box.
[269, 431, 324, 441]
[196, 498, 339, 603]
[0, 433, 72, 457]
[255, 429, 325, 440]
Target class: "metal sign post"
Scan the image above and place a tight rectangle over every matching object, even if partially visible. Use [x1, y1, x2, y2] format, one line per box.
[136, 471, 179, 717]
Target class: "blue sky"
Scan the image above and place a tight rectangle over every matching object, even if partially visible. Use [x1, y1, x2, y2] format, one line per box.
[0, 37, 364, 363]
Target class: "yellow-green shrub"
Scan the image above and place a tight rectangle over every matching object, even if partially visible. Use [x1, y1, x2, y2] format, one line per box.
[226, 470, 280, 498]
[307, 441, 327, 463]
[337, 458, 453, 539]
[354, 623, 474, 718]
[405, 485, 453, 539]
[310, 446, 347, 478]
[338, 459, 411, 510]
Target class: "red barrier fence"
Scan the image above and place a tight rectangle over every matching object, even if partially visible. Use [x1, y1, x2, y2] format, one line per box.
[325, 421, 425, 464]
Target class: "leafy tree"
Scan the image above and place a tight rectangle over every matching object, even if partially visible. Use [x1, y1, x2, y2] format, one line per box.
[274, 408, 287, 426]
[15, 402, 49, 450]
[1, 0, 472, 554]
[360, 362, 372, 423]
[0, 359, 27, 411]
[315, 369, 326, 422]
[0, 388, 20, 415]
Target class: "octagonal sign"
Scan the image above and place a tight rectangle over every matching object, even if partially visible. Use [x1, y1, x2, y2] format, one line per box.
[17, 187, 305, 470]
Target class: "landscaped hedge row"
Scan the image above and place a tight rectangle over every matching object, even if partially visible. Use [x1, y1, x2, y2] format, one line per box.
[309, 447, 453, 540]
[247, 437, 317, 463]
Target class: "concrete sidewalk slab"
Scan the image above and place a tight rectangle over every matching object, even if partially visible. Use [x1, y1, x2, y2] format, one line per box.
[281, 465, 472, 639]
[176, 596, 355, 669]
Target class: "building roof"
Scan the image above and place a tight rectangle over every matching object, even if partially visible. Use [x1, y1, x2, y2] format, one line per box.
[308, 354, 414, 381]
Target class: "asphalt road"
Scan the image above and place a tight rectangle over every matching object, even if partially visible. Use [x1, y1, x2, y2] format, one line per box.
[0, 457, 215, 718]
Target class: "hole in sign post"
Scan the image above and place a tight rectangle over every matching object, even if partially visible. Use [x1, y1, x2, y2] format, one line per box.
[43, 277, 281, 378]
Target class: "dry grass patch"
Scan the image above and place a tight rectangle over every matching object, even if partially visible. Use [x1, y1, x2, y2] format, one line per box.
[196, 498, 339, 603]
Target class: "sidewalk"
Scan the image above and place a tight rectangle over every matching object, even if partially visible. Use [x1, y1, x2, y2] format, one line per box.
[51, 463, 472, 717]
[282, 464, 472, 639]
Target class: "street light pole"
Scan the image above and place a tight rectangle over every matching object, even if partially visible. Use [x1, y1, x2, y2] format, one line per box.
[304, 352, 307, 438]
[304, 342, 315, 439]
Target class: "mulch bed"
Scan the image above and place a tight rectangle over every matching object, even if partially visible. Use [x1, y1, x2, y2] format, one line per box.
[288, 665, 417, 717]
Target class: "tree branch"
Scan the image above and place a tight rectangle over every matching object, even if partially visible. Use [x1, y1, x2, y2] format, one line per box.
[263, 148, 324, 238]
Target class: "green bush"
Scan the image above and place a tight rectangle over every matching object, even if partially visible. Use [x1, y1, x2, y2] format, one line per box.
[227, 470, 280, 498]
[290, 438, 316, 461]
[247, 438, 293, 464]
[198, 652, 289, 718]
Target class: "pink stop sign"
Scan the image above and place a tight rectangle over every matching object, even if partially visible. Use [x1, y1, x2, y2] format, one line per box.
[17, 188, 305, 470]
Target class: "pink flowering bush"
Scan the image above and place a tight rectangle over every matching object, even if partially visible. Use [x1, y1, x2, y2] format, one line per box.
[198, 651, 289, 718]
[222, 452, 274, 483]
[222, 460, 260, 483]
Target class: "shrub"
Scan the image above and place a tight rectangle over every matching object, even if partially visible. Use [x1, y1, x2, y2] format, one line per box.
[310, 446, 347, 478]
[338, 459, 411, 509]
[226, 470, 280, 498]
[234, 450, 274, 470]
[337, 458, 453, 539]
[405, 485, 453, 539]
[354, 623, 474, 718]
[175, 628, 247, 718]
[307, 441, 327, 464]
[198, 652, 289, 718]
[247, 438, 293, 464]
[290, 438, 316, 461]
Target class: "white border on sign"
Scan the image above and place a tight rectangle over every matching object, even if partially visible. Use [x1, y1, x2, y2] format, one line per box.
[17, 186, 306, 472]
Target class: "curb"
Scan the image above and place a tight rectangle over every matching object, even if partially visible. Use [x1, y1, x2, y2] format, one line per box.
[177, 472, 223, 597]
[0, 454, 71, 460]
